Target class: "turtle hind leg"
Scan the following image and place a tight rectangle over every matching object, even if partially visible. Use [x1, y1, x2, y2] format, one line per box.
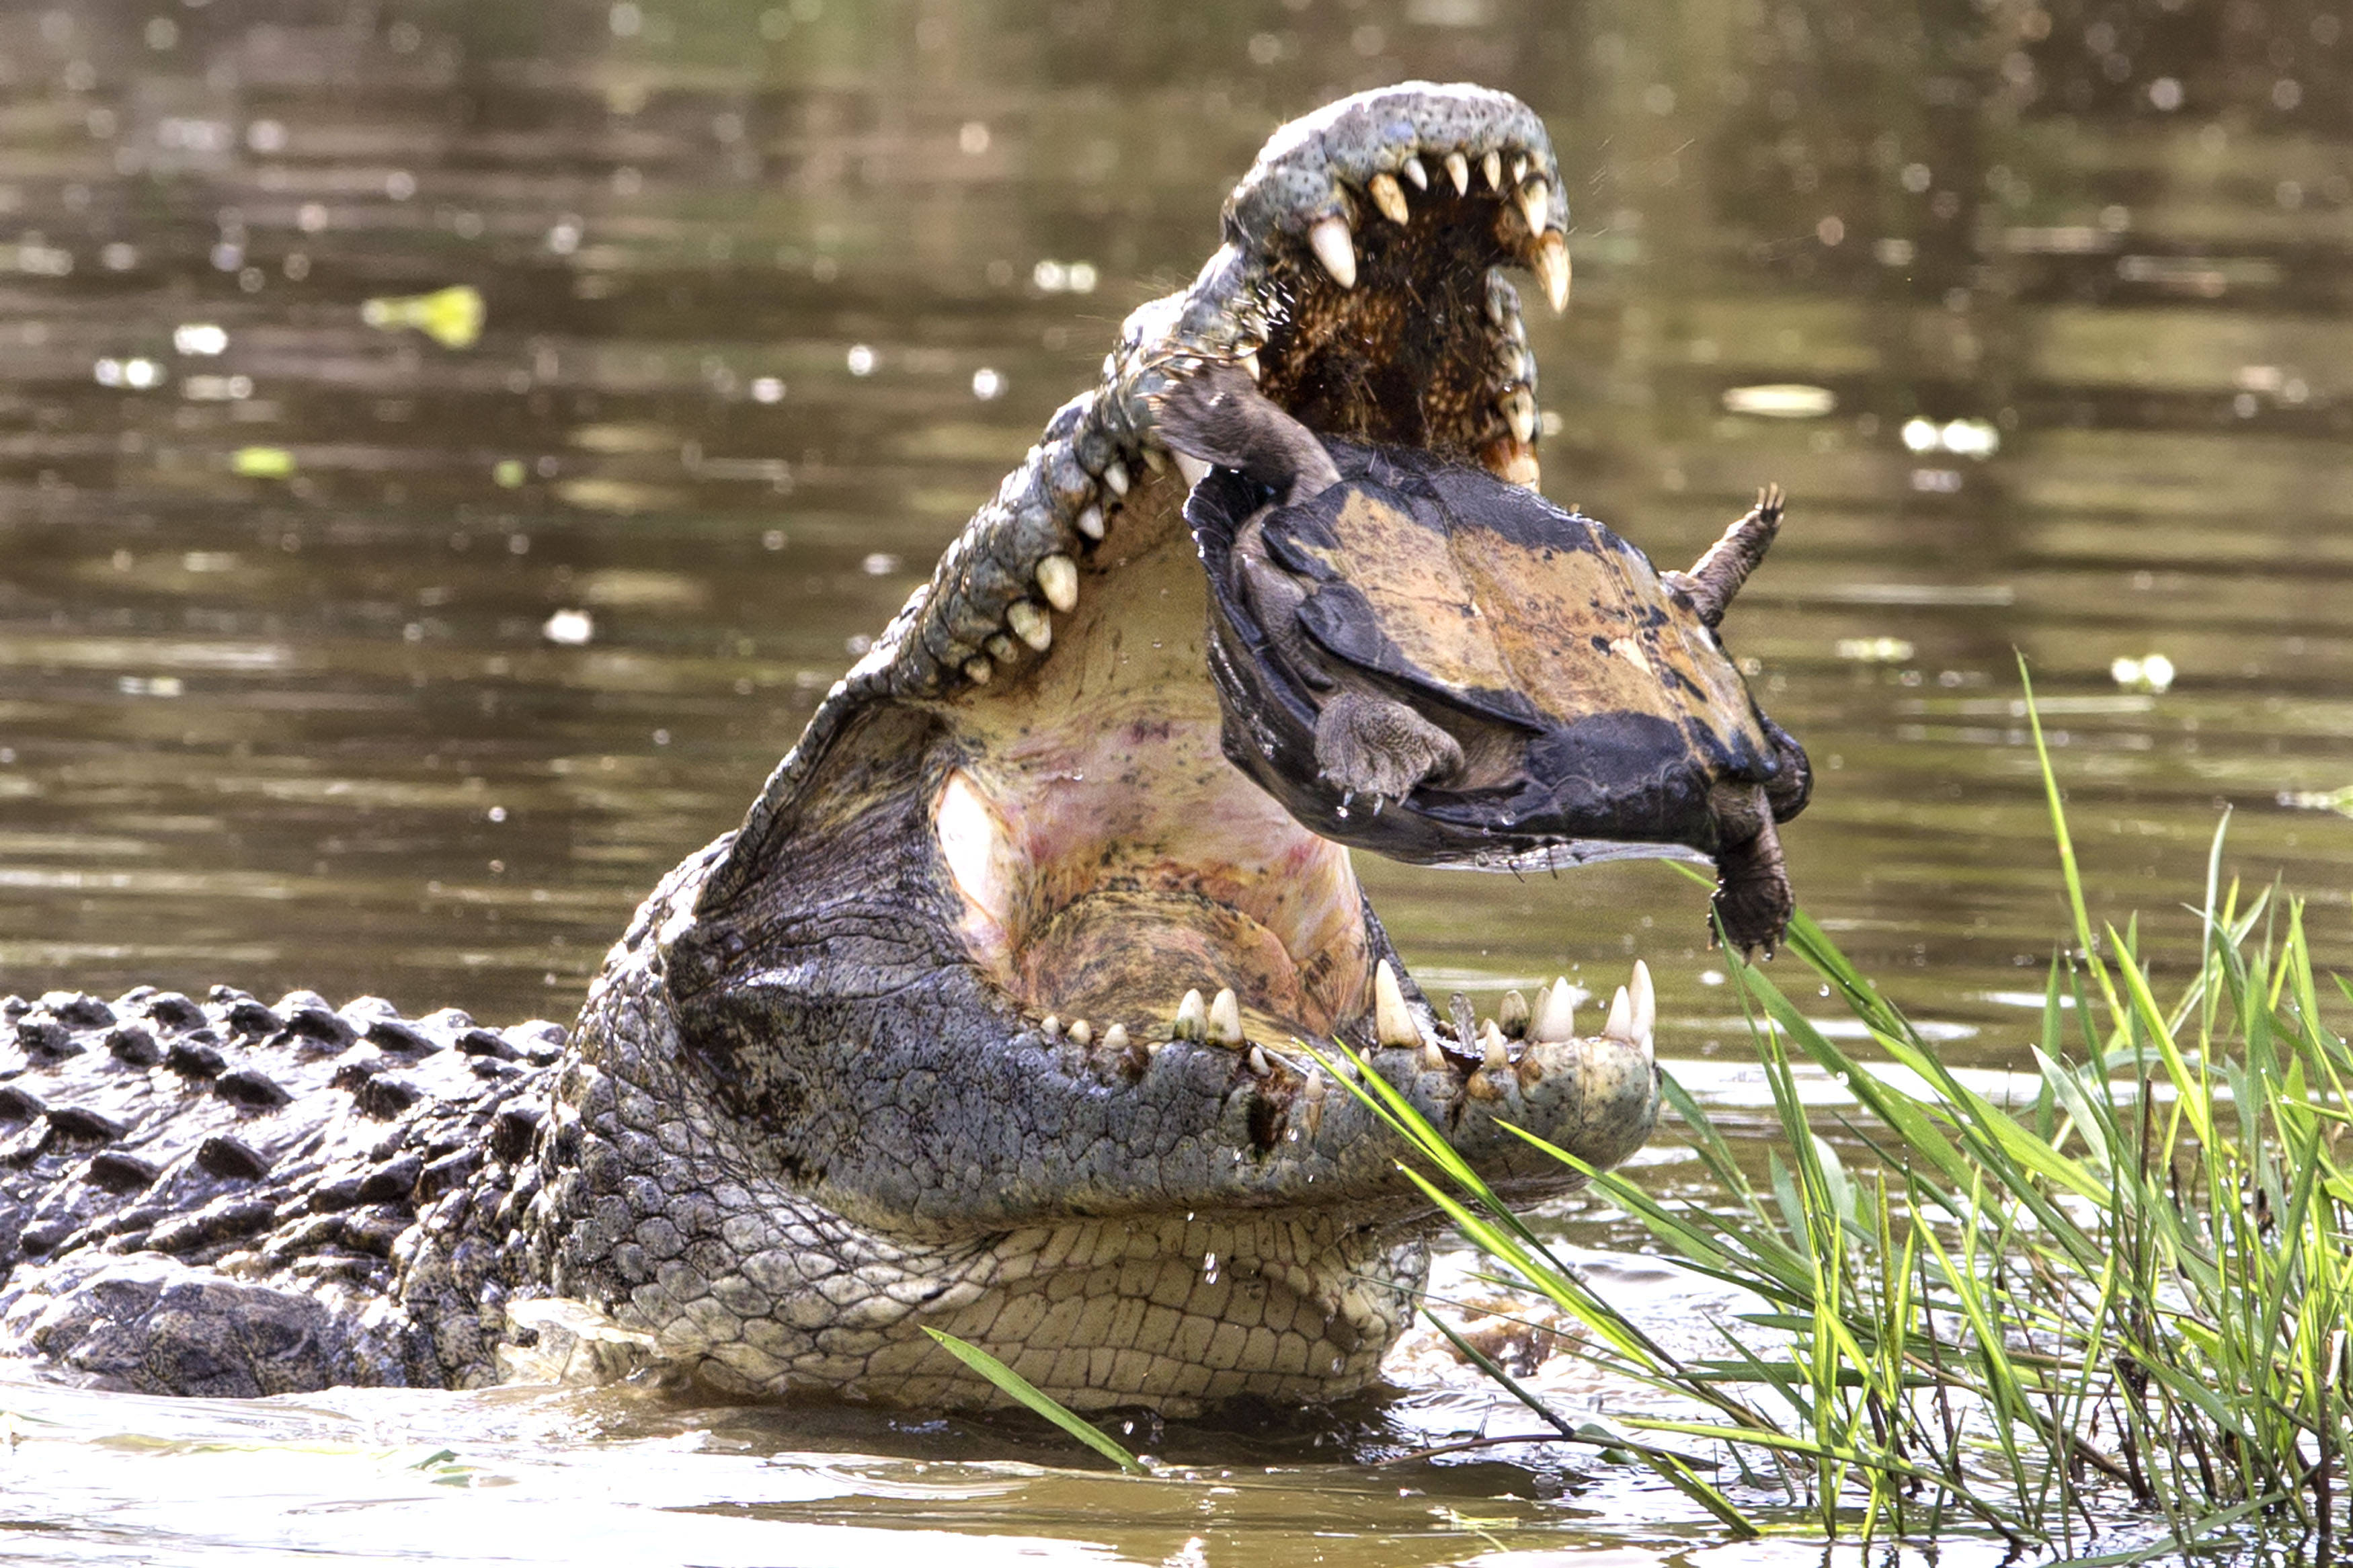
[1154, 364, 1343, 505]
[1313, 688, 1463, 804]
[1710, 808, 1794, 957]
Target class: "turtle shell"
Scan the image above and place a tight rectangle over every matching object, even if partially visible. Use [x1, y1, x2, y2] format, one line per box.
[1187, 438, 1787, 869]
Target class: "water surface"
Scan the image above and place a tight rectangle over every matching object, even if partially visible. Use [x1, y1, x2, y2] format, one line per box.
[2, 0, 2350, 1560]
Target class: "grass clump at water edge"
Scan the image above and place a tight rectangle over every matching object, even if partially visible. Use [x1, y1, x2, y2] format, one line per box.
[1326, 669, 2353, 1560]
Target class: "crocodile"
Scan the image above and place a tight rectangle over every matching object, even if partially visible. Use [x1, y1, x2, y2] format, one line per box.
[0, 83, 1804, 1413]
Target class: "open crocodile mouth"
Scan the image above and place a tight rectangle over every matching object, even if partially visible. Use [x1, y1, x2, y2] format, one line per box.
[873, 86, 1657, 1070]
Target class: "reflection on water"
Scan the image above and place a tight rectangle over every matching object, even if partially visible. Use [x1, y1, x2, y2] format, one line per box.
[1, 0, 2350, 1558]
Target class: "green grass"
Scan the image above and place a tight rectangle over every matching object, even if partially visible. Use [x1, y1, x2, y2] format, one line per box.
[922, 1328, 1148, 1475]
[1332, 665, 2353, 1559]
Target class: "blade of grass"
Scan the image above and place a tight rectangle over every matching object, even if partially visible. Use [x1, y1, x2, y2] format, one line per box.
[922, 1329, 1147, 1475]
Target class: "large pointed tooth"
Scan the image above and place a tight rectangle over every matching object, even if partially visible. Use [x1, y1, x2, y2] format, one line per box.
[1533, 977, 1576, 1043]
[1421, 1040, 1445, 1071]
[1631, 959, 1656, 1049]
[1443, 151, 1470, 194]
[1102, 459, 1129, 497]
[1174, 452, 1210, 487]
[1512, 153, 1529, 185]
[1533, 231, 1570, 314]
[1208, 987, 1244, 1046]
[1367, 172, 1409, 225]
[1236, 349, 1261, 382]
[1104, 1022, 1128, 1052]
[1139, 443, 1168, 474]
[1499, 989, 1529, 1038]
[1035, 553, 1078, 613]
[1007, 600, 1052, 652]
[1373, 960, 1417, 1048]
[1174, 989, 1207, 1042]
[1068, 1018, 1093, 1046]
[1501, 388, 1537, 445]
[962, 657, 992, 685]
[1479, 1020, 1509, 1072]
[1400, 155, 1429, 191]
[1517, 181, 1550, 235]
[986, 633, 1019, 663]
[1248, 1044, 1271, 1076]
[1074, 503, 1105, 540]
[1482, 149, 1503, 190]
[1604, 984, 1634, 1044]
[1308, 214, 1357, 288]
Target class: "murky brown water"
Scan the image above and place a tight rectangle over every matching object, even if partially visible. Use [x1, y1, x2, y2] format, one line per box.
[2, 0, 2350, 1560]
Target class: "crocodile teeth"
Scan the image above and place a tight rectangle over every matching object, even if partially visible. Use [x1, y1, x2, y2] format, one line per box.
[1443, 151, 1470, 194]
[1479, 1020, 1509, 1072]
[1174, 452, 1210, 487]
[1308, 214, 1357, 289]
[1075, 503, 1105, 540]
[1517, 180, 1550, 236]
[1035, 553, 1078, 613]
[1367, 172, 1409, 225]
[1068, 1018, 1094, 1046]
[1512, 153, 1529, 185]
[1533, 231, 1570, 313]
[1373, 960, 1417, 1048]
[1499, 989, 1529, 1038]
[1421, 1039, 1445, 1071]
[1400, 155, 1429, 191]
[962, 657, 992, 685]
[1533, 977, 1576, 1043]
[1007, 600, 1052, 652]
[1501, 388, 1537, 445]
[1139, 443, 1168, 474]
[986, 633, 1019, 663]
[1482, 149, 1503, 190]
[1102, 459, 1130, 497]
[1631, 958, 1657, 1055]
[1501, 450, 1540, 487]
[1604, 983, 1634, 1044]
[1237, 349, 1261, 382]
[1208, 987, 1244, 1046]
[1248, 1044, 1271, 1076]
[1174, 988, 1207, 1042]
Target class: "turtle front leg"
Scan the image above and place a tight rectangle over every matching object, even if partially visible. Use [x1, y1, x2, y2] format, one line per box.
[1706, 781, 1795, 955]
[1314, 689, 1464, 804]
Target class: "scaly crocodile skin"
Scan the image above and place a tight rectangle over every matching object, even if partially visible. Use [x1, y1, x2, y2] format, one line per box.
[0, 85, 1667, 1413]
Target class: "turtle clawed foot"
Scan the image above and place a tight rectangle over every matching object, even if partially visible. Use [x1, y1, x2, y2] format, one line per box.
[1710, 810, 1794, 957]
[1314, 690, 1463, 805]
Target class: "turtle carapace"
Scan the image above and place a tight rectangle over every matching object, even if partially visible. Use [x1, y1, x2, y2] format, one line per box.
[1157, 364, 1811, 953]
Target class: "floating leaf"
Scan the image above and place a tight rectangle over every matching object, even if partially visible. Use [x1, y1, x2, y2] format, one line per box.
[231, 446, 295, 478]
[362, 284, 485, 349]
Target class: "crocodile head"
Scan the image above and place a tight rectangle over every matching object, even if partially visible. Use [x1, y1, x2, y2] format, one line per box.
[541, 84, 1675, 1413]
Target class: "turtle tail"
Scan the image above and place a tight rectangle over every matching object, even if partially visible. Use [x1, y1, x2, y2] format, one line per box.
[1152, 364, 1342, 506]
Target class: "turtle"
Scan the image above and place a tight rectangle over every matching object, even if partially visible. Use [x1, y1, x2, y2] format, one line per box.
[1154, 364, 1812, 953]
